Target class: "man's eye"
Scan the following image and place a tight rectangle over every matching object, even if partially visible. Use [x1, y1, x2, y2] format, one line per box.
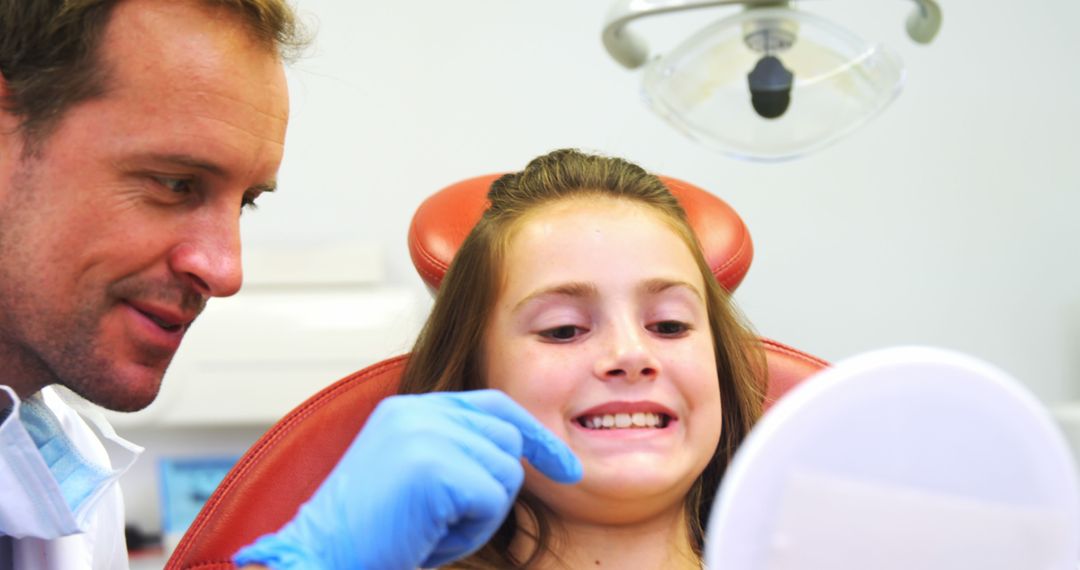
[648, 321, 690, 336]
[539, 325, 586, 341]
[157, 177, 194, 194]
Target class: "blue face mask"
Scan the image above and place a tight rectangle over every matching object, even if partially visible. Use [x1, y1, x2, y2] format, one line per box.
[18, 397, 114, 517]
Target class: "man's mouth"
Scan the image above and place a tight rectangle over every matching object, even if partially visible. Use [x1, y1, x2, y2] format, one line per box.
[137, 309, 184, 332]
[127, 301, 192, 333]
[576, 412, 673, 430]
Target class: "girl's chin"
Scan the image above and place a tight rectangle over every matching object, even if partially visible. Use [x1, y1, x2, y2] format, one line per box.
[579, 473, 684, 499]
[524, 459, 700, 511]
[532, 479, 693, 528]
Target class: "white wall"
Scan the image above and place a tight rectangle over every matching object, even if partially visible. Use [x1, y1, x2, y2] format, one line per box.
[117, 0, 1080, 539]
[244, 0, 1080, 403]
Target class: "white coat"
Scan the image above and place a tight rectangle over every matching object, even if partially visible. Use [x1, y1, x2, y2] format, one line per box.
[0, 386, 141, 569]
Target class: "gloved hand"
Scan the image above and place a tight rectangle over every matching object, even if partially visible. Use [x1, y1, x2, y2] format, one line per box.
[233, 389, 582, 570]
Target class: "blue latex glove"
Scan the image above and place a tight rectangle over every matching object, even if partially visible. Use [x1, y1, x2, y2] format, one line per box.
[233, 389, 582, 569]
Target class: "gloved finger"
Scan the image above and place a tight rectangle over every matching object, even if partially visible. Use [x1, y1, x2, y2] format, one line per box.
[425, 512, 502, 567]
[424, 514, 500, 568]
[447, 410, 526, 497]
[350, 396, 526, 497]
[422, 456, 515, 567]
[452, 390, 583, 484]
[451, 403, 524, 456]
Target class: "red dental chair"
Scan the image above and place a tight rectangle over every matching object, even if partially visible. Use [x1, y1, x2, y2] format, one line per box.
[166, 175, 829, 570]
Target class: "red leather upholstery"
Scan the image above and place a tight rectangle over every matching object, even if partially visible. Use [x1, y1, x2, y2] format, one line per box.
[167, 175, 827, 569]
[167, 344, 825, 569]
[760, 338, 829, 408]
[167, 357, 406, 570]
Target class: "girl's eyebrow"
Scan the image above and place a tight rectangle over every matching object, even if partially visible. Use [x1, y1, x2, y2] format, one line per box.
[640, 278, 704, 301]
[512, 278, 704, 314]
[513, 281, 598, 313]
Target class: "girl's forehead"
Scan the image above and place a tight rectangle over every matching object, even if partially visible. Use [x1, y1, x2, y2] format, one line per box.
[498, 196, 704, 290]
[509, 195, 665, 237]
[515, 196, 692, 254]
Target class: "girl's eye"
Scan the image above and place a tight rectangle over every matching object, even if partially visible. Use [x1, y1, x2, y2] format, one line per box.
[539, 325, 586, 342]
[649, 320, 690, 336]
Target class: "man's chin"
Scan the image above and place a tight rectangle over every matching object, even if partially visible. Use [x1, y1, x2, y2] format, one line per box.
[101, 390, 160, 413]
[63, 364, 167, 412]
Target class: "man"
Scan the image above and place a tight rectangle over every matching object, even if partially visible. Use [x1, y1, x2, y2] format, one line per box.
[0, 0, 296, 566]
[0, 1, 579, 569]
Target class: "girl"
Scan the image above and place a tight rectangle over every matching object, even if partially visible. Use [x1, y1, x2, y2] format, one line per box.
[398, 149, 765, 569]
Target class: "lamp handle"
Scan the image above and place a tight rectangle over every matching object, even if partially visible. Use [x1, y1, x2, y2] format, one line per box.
[905, 0, 942, 44]
[602, 0, 941, 69]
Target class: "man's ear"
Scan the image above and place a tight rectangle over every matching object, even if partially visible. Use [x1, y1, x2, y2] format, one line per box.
[0, 71, 15, 131]
[0, 69, 11, 115]
[0, 70, 26, 170]
[0, 71, 24, 149]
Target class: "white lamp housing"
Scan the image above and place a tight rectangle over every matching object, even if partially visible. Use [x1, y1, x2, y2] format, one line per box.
[603, 0, 942, 161]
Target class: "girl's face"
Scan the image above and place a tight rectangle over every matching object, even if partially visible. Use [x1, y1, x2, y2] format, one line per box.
[483, 197, 722, 524]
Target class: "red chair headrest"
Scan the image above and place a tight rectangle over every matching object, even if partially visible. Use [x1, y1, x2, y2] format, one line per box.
[408, 174, 754, 293]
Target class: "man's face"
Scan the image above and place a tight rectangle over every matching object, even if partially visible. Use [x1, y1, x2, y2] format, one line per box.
[0, 0, 289, 410]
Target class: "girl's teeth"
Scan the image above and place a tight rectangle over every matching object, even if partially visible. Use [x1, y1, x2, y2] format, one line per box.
[580, 412, 667, 429]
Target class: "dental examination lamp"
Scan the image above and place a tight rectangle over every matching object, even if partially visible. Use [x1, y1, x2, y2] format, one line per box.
[602, 0, 942, 161]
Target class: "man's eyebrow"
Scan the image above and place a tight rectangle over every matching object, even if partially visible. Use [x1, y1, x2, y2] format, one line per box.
[141, 152, 225, 175]
[137, 153, 278, 193]
[513, 281, 598, 313]
[640, 278, 704, 301]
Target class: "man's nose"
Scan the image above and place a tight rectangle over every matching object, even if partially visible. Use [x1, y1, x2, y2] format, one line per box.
[594, 324, 661, 382]
[168, 210, 244, 298]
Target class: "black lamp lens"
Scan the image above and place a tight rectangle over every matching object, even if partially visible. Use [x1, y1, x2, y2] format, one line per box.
[747, 55, 794, 119]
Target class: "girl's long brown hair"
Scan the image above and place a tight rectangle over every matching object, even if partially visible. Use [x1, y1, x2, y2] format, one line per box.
[399, 148, 764, 568]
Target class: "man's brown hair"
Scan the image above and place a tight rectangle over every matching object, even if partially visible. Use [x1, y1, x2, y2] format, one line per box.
[0, 0, 306, 146]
